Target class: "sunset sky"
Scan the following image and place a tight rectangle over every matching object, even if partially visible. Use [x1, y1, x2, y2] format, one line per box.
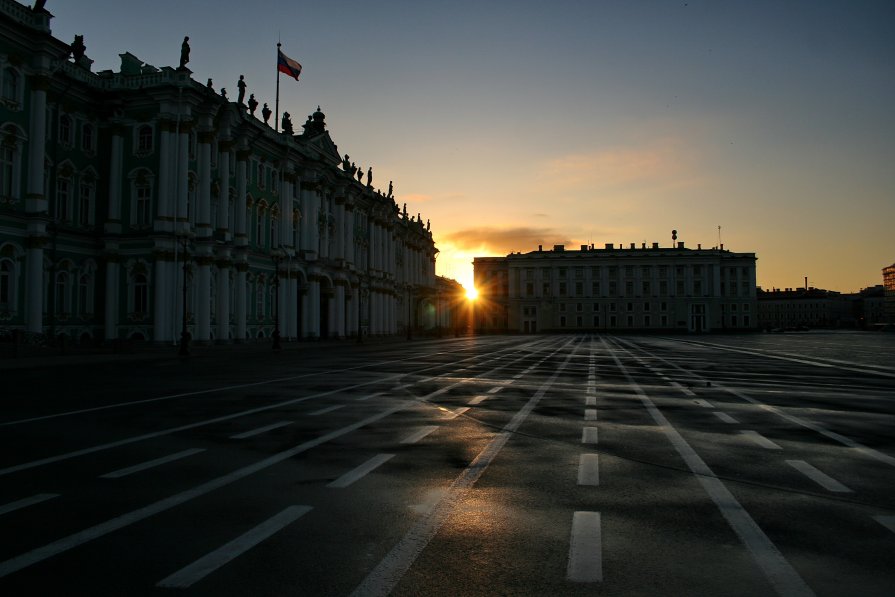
[52, 0, 894, 292]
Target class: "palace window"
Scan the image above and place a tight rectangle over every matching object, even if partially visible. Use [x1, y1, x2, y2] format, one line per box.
[56, 176, 72, 222]
[133, 180, 152, 227]
[59, 115, 73, 146]
[78, 273, 93, 316]
[270, 213, 278, 248]
[82, 123, 96, 153]
[0, 259, 14, 310]
[79, 181, 94, 226]
[137, 125, 153, 154]
[133, 273, 148, 315]
[0, 144, 14, 198]
[54, 271, 70, 316]
[2, 67, 20, 105]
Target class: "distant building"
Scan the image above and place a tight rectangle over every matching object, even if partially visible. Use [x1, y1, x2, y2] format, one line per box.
[853, 285, 886, 329]
[0, 1, 439, 344]
[756, 287, 851, 330]
[474, 242, 758, 333]
[884, 263, 895, 324]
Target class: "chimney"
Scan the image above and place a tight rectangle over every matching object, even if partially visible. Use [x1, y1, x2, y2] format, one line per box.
[630, 243, 635, 249]
[652, 242, 659, 249]
[605, 243, 613, 249]
[805, 276, 808, 290]
[697, 243, 701, 249]
[538, 244, 542, 251]
[581, 244, 588, 251]
[554, 244, 564, 252]
[677, 242, 685, 249]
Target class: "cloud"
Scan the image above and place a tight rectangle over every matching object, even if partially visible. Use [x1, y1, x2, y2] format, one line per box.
[536, 139, 701, 196]
[440, 226, 574, 255]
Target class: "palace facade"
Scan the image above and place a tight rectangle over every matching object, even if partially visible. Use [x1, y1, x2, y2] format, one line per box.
[474, 242, 758, 333]
[0, 1, 440, 344]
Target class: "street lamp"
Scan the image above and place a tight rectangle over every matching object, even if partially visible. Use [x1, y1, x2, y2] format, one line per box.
[271, 248, 284, 350]
[177, 231, 194, 356]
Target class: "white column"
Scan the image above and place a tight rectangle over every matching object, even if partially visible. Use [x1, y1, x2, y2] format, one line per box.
[278, 272, 287, 340]
[309, 278, 321, 338]
[281, 178, 294, 250]
[176, 131, 189, 228]
[235, 265, 247, 341]
[195, 250, 212, 341]
[235, 152, 248, 244]
[157, 126, 172, 222]
[334, 284, 345, 337]
[24, 243, 43, 333]
[197, 133, 212, 238]
[104, 260, 120, 340]
[301, 283, 311, 338]
[217, 144, 230, 234]
[26, 78, 47, 214]
[216, 257, 231, 342]
[287, 273, 298, 339]
[352, 287, 360, 337]
[153, 257, 169, 342]
[107, 132, 123, 223]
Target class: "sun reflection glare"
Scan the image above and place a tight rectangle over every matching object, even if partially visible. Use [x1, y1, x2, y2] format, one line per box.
[465, 285, 479, 300]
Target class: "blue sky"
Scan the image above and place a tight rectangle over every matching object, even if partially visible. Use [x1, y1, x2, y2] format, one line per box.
[49, 0, 895, 291]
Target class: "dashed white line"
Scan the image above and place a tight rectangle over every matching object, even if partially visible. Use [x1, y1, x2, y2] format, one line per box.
[670, 381, 696, 396]
[577, 454, 599, 486]
[567, 511, 602, 582]
[100, 448, 206, 479]
[584, 409, 597, 421]
[443, 407, 470, 420]
[355, 392, 383, 401]
[786, 460, 852, 493]
[468, 395, 488, 405]
[585, 395, 596, 407]
[309, 404, 345, 416]
[229, 421, 293, 440]
[739, 430, 782, 450]
[400, 426, 438, 444]
[874, 515, 895, 534]
[693, 399, 714, 408]
[328, 454, 395, 489]
[582, 427, 598, 444]
[0, 493, 59, 517]
[487, 387, 503, 394]
[713, 411, 739, 424]
[157, 505, 312, 588]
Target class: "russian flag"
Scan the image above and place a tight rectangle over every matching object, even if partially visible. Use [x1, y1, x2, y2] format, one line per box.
[277, 49, 302, 81]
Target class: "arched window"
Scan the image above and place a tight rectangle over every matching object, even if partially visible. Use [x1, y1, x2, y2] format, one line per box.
[256, 206, 265, 247]
[0, 143, 14, 198]
[56, 174, 72, 222]
[256, 276, 266, 318]
[59, 115, 73, 146]
[78, 273, 93, 316]
[133, 273, 148, 315]
[0, 258, 14, 310]
[54, 271, 70, 316]
[79, 180, 95, 226]
[270, 207, 279, 248]
[129, 169, 153, 227]
[2, 67, 19, 103]
[81, 123, 95, 153]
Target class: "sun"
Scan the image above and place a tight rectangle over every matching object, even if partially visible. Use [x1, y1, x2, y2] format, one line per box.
[465, 285, 479, 301]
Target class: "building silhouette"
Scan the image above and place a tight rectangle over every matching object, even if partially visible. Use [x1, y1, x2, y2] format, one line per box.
[474, 241, 758, 333]
[0, 1, 439, 344]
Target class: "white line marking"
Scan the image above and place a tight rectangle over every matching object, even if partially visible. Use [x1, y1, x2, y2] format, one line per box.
[607, 338, 814, 597]
[0, 403, 408, 579]
[229, 421, 293, 440]
[157, 505, 312, 588]
[309, 404, 345, 416]
[693, 399, 714, 408]
[670, 381, 696, 396]
[356, 392, 383, 401]
[100, 448, 206, 479]
[740, 430, 783, 450]
[584, 409, 597, 421]
[410, 488, 448, 515]
[350, 339, 578, 597]
[468, 395, 488, 405]
[0, 494, 59, 517]
[400, 426, 438, 444]
[786, 460, 852, 493]
[577, 454, 599, 486]
[328, 454, 395, 489]
[585, 395, 596, 406]
[487, 387, 503, 394]
[714, 411, 739, 424]
[874, 515, 895, 534]
[582, 427, 598, 444]
[567, 511, 602, 582]
[443, 407, 470, 420]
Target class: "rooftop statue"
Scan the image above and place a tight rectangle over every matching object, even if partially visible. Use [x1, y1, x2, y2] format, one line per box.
[342, 154, 351, 172]
[262, 103, 271, 125]
[281, 112, 294, 135]
[206, 78, 213, 89]
[247, 94, 258, 115]
[237, 75, 246, 104]
[387, 181, 393, 198]
[70, 35, 86, 63]
[220, 87, 227, 99]
[357, 167, 363, 183]
[179, 36, 190, 69]
[366, 167, 373, 187]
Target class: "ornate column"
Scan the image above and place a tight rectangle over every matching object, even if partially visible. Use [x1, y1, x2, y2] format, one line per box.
[216, 249, 231, 342]
[235, 150, 249, 245]
[196, 131, 213, 238]
[195, 248, 213, 341]
[235, 259, 247, 341]
[26, 75, 48, 214]
[286, 268, 298, 339]
[217, 140, 232, 235]
[300, 282, 311, 338]
[156, 121, 173, 229]
[106, 127, 124, 230]
[176, 125, 189, 231]
[104, 255, 120, 340]
[308, 276, 321, 338]
[152, 248, 170, 342]
[351, 285, 360, 337]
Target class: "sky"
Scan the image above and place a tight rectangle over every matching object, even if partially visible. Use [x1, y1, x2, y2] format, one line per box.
[48, 0, 894, 292]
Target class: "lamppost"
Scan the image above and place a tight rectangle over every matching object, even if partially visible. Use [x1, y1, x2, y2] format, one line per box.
[271, 248, 284, 350]
[177, 231, 194, 356]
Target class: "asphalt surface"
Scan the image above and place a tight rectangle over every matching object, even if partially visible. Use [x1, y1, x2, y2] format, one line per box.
[1, 332, 893, 596]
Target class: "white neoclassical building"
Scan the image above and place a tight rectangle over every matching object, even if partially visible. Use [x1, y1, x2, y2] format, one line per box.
[0, 1, 439, 344]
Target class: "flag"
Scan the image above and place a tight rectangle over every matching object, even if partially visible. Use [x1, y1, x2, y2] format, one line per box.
[277, 49, 302, 81]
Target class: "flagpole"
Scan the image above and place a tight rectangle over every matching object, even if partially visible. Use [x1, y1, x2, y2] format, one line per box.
[275, 43, 281, 133]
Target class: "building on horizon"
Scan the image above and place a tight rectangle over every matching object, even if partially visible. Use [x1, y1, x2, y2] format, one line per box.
[473, 241, 758, 333]
[0, 0, 446, 345]
[884, 263, 895, 325]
